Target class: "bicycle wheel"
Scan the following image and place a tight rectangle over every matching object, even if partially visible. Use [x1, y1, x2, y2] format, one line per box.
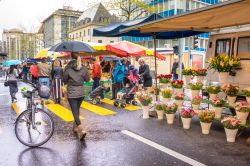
[15, 109, 54, 147]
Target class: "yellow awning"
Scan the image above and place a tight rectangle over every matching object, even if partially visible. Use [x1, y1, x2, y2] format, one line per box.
[35, 49, 48, 59]
[85, 42, 107, 51]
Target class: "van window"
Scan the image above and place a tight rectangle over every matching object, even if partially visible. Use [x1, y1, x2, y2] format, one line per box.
[237, 36, 250, 59]
[215, 39, 231, 56]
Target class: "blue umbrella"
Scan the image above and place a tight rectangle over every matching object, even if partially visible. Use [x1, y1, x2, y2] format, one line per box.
[49, 41, 96, 53]
[103, 56, 120, 62]
[3, 60, 22, 67]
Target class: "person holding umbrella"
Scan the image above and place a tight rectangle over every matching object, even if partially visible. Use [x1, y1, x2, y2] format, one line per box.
[7, 65, 19, 102]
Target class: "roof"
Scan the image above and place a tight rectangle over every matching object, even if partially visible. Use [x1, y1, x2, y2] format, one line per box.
[123, 0, 250, 33]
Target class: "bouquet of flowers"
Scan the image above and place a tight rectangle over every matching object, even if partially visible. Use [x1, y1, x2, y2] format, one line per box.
[198, 109, 215, 123]
[235, 101, 250, 112]
[155, 102, 163, 111]
[241, 89, 250, 97]
[221, 116, 241, 129]
[174, 92, 185, 100]
[181, 108, 195, 118]
[189, 82, 203, 90]
[192, 96, 203, 105]
[157, 74, 172, 84]
[192, 68, 207, 76]
[182, 68, 193, 76]
[137, 93, 153, 106]
[161, 88, 173, 98]
[207, 53, 241, 72]
[211, 97, 226, 107]
[148, 85, 160, 95]
[223, 84, 239, 96]
[163, 103, 178, 114]
[171, 80, 184, 89]
[206, 84, 221, 94]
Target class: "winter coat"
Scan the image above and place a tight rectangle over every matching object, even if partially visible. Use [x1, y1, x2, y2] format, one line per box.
[52, 66, 63, 79]
[139, 64, 152, 87]
[63, 60, 90, 99]
[7, 69, 18, 81]
[113, 60, 124, 83]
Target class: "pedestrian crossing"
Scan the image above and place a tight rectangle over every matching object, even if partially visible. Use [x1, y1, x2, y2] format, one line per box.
[81, 101, 117, 116]
[101, 98, 140, 111]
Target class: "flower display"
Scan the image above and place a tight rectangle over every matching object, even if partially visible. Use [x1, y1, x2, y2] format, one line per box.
[148, 85, 160, 95]
[223, 84, 239, 96]
[137, 93, 153, 106]
[163, 103, 178, 114]
[189, 82, 203, 90]
[171, 80, 184, 89]
[207, 53, 241, 72]
[241, 89, 250, 97]
[155, 102, 163, 111]
[182, 68, 193, 76]
[174, 92, 185, 100]
[198, 109, 215, 123]
[181, 108, 195, 118]
[192, 68, 207, 76]
[192, 96, 203, 105]
[161, 88, 173, 98]
[206, 84, 221, 94]
[157, 74, 172, 84]
[235, 101, 250, 112]
[211, 97, 226, 107]
[221, 116, 241, 129]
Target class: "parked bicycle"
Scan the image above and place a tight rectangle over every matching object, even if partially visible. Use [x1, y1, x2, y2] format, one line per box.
[15, 87, 54, 147]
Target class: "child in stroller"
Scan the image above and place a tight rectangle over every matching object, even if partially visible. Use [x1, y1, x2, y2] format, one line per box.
[89, 82, 110, 104]
[114, 66, 140, 108]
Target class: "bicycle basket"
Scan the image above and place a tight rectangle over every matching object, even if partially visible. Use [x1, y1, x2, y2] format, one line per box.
[38, 85, 51, 99]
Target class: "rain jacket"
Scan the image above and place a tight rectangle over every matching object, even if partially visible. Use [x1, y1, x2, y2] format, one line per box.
[113, 60, 124, 83]
[30, 65, 38, 78]
[63, 60, 90, 98]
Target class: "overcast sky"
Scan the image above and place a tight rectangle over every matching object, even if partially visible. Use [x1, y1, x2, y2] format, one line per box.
[0, 0, 97, 39]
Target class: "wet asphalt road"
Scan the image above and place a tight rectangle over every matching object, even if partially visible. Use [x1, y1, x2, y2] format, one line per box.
[0, 80, 250, 166]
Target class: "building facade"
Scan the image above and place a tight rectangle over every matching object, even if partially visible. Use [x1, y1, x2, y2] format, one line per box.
[69, 3, 119, 44]
[41, 6, 83, 48]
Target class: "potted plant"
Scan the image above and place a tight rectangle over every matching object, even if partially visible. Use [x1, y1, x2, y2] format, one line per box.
[193, 68, 207, 83]
[189, 82, 203, 97]
[234, 101, 250, 125]
[155, 102, 164, 120]
[174, 92, 185, 107]
[198, 109, 215, 134]
[182, 68, 193, 85]
[191, 96, 202, 112]
[223, 84, 239, 107]
[221, 116, 241, 142]
[137, 93, 153, 119]
[161, 88, 173, 103]
[205, 84, 221, 100]
[241, 89, 250, 103]
[148, 85, 160, 101]
[157, 74, 172, 88]
[211, 97, 226, 119]
[171, 80, 184, 94]
[163, 103, 178, 124]
[181, 108, 195, 129]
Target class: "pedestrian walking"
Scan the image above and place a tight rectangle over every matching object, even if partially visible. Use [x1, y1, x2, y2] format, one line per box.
[138, 58, 152, 89]
[51, 59, 63, 104]
[121, 58, 131, 85]
[91, 58, 102, 90]
[6, 65, 18, 103]
[22, 63, 29, 82]
[112, 60, 124, 99]
[171, 57, 184, 80]
[63, 53, 90, 140]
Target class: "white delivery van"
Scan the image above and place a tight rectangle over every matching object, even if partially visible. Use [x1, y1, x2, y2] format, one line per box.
[206, 26, 250, 89]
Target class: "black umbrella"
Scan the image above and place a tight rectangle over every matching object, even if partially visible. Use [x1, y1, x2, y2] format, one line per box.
[49, 41, 96, 53]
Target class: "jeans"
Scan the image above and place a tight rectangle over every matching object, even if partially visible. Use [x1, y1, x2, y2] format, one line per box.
[173, 74, 178, 80]
[92, 77, 100, 90]
[68, 97, 84, 125]
[113, 82, 123, 99]
[8, 80, 18, 101]
[23, 73, 28, 82]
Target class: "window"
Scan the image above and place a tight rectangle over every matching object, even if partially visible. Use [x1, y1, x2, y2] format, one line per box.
[169, 0, 175, 10]
[237, 36, 250, 59]
[186, 0, 190, 10]
[73, 34, 74, 39]
[191, 1, 196, 10]
[84, 30, 85, 36]
[80, 32, 82, 37]
[148, 40, 153, 49]
[215, 39, 231, 56]
[110, 41, 114, 43]
[98, 40, 102, 43]
[88, 29, 90, 36]
[76, 33, 78, 38]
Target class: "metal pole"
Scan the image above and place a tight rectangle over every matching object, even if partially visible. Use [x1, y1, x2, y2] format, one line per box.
[153, 35, 158, 101]
[187, 37, 192, 68]
[178, 39, 183, 80]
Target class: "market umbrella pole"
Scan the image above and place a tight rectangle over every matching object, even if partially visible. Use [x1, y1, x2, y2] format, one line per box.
[153, 35, 158, 101]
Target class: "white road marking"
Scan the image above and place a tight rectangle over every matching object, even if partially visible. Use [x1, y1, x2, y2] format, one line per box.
[121, 130, 206, 166]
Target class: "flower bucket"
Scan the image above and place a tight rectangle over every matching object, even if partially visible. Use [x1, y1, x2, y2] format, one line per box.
[247, 97, 250, 103]
[184, 75, 191, 85]
[224, 128, 238, 143]
[214, 107, 223, 119]
[197, 76, 205, 83]
[142, 106, 150, 119]
[175, 100, 183, 107]
[236, 111, 249, 125]
[174, 88, 183, 94]
[191, 90, 200, 97]
[192, 104, 200, 111]
[161, 83, 169, 89]
[166, 113, 175, 124]
[218, 72, 229, 85]
[156, 110, 164, 120]
[181, 117, 192, 129]
[162, 97, 171, 103]
[227, 96, 236, 107]
[200, 122, 212, 134]
[209, 93, 217, 100]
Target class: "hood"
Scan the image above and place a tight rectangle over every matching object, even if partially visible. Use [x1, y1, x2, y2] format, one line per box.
[66, 60, 81, 71]
[116, 60, 122, 66]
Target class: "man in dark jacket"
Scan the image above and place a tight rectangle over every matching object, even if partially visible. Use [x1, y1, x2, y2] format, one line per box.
[121, 58, 131, 84]
[63, 53, 90, 140]
[171, 57, 184, 80]
[138, 58, 152, 88]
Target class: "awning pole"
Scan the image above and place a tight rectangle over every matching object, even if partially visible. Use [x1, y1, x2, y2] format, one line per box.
[178, 39, 183, 80]
[153, 35, 158, 101]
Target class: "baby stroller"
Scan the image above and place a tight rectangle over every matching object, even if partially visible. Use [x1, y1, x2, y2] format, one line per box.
[90, 84, 110, 104]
